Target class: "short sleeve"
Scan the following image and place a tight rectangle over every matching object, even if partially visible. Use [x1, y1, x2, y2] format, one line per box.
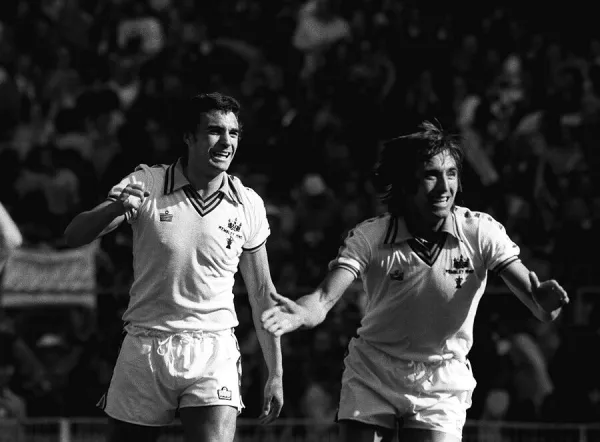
[106, 164, 155, 223]
[242, 189, 270, 253]
[328, 226, 371, 279]
[479, 213, 520, 274]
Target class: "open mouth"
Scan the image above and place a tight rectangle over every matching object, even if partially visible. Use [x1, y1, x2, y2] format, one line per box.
[430, 197, 450, 207]
[210, 151, 232, 160]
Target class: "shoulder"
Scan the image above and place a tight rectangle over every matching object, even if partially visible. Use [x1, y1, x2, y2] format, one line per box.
[349, 213, 391, 241]
[129, 163, 168, 194]
[134, 163, 168, 178]
[455, 206, 504, 227]
[228, 174, 265, 206]
[454, 206, 510, 244]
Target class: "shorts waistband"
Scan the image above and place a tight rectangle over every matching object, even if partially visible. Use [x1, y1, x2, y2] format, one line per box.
[125, 324, 233, 338]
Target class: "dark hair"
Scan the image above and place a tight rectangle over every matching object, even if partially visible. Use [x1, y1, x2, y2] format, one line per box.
[373, 120, 464, 214]
[181, 92, 242, 137]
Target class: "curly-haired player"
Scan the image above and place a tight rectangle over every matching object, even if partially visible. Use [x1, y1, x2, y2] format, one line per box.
[261, 120, 568, 442]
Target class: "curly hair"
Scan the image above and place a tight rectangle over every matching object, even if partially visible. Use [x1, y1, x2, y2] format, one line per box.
[372, 120, 464, 215]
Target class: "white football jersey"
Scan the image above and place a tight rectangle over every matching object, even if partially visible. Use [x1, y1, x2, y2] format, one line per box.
[107, 158, 270, 332]
[330, 206, 520, 362]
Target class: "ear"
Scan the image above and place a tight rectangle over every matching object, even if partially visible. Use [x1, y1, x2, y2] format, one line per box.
[183, 133, 192, 146]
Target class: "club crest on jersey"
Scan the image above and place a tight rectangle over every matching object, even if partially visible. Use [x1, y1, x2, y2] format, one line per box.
[217, 386, 232, 400]
[446, 254, 474, 288]
[390, 269, 405, 281]
[228, 219, 242, 232]
[219, 218, 244, 249]
[159, 210, 173, 222]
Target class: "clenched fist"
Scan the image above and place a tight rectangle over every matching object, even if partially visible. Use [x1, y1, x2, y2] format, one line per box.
[118, 183, 149, 212]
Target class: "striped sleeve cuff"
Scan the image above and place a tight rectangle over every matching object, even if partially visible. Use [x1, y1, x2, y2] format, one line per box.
[330, 263, 360, 279]
[491, 256, 520, 275]
[242, 239, 267, 254]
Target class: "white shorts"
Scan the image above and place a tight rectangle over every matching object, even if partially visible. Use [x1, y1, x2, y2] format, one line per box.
[337, 338, 476, 439]
[98, 327, 243, 426]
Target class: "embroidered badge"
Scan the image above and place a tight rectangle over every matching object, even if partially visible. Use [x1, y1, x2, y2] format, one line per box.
[445, 255, 474, 288]
[217, 387, 232, 400]
[218, 218, 243, 249]
[159, 210, 173, 222]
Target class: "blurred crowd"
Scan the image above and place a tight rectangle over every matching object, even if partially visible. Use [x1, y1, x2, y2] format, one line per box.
[1, 0, 600, 431]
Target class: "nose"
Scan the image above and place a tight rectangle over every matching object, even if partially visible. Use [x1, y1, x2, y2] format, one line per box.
[221, 132, 233, 147]
[437, 175, 450, 192]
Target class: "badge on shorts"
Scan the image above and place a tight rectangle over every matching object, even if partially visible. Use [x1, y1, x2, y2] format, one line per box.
[217, 387, 232, 400]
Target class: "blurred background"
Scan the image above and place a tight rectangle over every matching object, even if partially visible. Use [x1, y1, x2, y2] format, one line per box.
[1, 0, 600, 441]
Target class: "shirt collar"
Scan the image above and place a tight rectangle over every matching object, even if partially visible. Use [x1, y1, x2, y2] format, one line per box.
[163, 158, 189, 195]
[163, 157, 243, 205]
[383, 210, 464, 244]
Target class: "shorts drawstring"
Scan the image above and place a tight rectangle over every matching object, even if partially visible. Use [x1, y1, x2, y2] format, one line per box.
[157, 333, 198, 357]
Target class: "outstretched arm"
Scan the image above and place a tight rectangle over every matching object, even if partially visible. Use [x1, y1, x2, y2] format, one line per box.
[500, 260, 568, 322]
[262, 266, 356, 336]
[239, 245, 283, 424]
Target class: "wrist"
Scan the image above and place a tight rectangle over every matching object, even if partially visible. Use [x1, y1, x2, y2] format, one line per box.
[268, 370, 283, 379]
[301, 304, 325, 329]
[111, 199, 128, 216]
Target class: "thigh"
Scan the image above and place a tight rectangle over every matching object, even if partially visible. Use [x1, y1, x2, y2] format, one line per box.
[403, 359, 475, 440]
[336, 343, 399, 430]
[179, 331, 243, 412]
[102, 334, 177, 426]
[338, 419, 395, 442]
[106, 416, 161, 442]
[179, 405, 237, 442]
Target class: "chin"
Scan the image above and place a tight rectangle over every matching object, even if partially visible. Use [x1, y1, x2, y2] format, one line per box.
[431, 207, 451, 218]
[209, 162, 230, 172]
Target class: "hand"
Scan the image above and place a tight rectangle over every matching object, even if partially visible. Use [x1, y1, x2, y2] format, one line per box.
[118, 183, 149, 212]
[259, 374, 283, 425]
[261, 293, 306, 337]
[529, 271, 569, 313]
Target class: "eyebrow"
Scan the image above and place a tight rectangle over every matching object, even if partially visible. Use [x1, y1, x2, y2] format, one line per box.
[423, 165, 458, 173]
[206, 124, 240, 132]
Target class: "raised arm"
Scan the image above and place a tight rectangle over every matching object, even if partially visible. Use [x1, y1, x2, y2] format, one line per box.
[500, 260, 569, 322]
[261, 266, 356, 335]
[64, 183, 148, 247]
[238, 244, 284, 424]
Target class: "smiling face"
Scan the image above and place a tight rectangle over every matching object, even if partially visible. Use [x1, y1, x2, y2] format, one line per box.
[185, 110, 240, 178]
[407, 150, 459, 230]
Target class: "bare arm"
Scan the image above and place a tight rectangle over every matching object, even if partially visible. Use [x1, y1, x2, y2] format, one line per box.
[63, 200, 127, 248]
[0, 202, 23, 251]
[295, 267, 357, 328]
[500, 260, 568, 322]
[64, 182, 149, 248]
[239, 244, 284, 423]
[239, 245, 282, 376]
[262, 267, 356, 336]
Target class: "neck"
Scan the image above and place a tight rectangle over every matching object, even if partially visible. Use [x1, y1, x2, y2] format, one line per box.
[405, 211, 446, 241]
[183, 162, 224, 197]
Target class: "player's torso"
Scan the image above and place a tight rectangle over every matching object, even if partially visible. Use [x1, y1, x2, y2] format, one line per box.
[357, 215, 488, 357]
[367, 236, 485, 303]
[134, 190, 248, 274]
